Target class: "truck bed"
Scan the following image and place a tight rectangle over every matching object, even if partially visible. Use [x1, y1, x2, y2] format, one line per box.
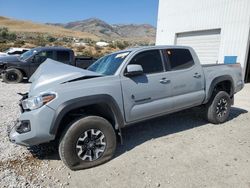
[202, 63, 244, 101]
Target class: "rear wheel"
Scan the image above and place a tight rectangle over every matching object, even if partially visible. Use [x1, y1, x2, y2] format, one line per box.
[59, 116, 117, 170]
[205, 91, 232, 124]
[2, 68, 23, 83]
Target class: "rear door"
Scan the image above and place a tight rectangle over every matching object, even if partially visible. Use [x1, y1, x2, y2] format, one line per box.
[163, 48, 205, 110]
[121, 49, 172, 123]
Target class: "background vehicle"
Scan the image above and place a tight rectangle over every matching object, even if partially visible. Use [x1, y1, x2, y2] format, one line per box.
[8, 46, 244, 170]
[0, 46, 96, 83]
[0, 48, 30, 57]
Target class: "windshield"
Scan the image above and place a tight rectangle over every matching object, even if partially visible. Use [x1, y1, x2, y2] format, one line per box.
[87, 51, 130, 75]
[19, 49, 37, 61]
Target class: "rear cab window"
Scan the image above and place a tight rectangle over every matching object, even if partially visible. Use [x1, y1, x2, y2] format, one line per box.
[8, 51, 22, 55]
[129, 50, 164, 74]
[164, 49, 194, 71]
[56, 51, 70, 63]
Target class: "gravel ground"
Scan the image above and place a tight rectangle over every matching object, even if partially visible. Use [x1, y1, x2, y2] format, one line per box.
[0, 81, 249, 188]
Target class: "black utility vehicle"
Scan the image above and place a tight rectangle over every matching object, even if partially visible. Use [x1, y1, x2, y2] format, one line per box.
[0, 47, 96, 83]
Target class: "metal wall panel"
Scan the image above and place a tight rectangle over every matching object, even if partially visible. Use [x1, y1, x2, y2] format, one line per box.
[156, 0, 250, 77]
[176, 29, 221, 64]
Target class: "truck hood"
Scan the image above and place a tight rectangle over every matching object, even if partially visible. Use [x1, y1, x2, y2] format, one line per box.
[29, 59, 102, 96]
[0, 52, 8, 57]
[0, 55, 19, 62]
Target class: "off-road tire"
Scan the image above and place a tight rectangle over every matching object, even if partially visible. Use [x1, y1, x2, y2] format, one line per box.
[205, 91, 232, 124]
[59, 116, 117, 171]
[2, 68, 23, 83]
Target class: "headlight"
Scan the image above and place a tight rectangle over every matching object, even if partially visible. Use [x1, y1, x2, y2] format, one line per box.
[22, 93, 56, 110]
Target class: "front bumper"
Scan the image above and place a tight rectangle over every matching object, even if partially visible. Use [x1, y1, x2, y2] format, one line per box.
[0, 69, 4, 78]
[8, 105, 56, 146]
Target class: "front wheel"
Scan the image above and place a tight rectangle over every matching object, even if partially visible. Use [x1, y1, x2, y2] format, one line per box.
[2, 68, 23, 83]
[205, 91, 232, 124]
[59, 116, 117, 170]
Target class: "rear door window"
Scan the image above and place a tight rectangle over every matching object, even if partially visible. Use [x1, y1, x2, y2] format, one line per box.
[164, 49, 194, 71]
[56, 51, 70, 63]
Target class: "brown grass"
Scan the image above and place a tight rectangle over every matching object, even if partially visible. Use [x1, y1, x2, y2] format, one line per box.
[0, 16, 99, 40]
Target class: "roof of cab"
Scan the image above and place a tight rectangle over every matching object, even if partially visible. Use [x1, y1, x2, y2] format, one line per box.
[114, 45, 192, 54]
[32, 46, 72, 51]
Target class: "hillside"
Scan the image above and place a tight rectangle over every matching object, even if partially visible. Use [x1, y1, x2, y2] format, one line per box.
[0, 16, 156, 57]
[47, 18, 156, 42]
[0, 16, 99, 40]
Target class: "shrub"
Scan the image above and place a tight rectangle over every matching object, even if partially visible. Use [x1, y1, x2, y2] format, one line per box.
[77, 45, 86, 52]
[0, 27, 17, 42]
[46, 35, 57, 43]
[110, 40, 130, 50]
[94, 45, 102, 51]
[80, 49, 94, 57]
[14, 40, 25, 47]
[0, 43, 12, 52]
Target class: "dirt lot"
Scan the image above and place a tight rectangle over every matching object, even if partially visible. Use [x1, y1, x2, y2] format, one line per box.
[0, 81, 250, 188]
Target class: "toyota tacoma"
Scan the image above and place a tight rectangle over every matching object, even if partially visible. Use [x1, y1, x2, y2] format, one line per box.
[8, 46, 244, 170]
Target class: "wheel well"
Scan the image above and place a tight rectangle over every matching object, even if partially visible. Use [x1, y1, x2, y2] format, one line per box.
[18, 69, 27, 78]
[6, 67, 27, 78]
[55, 103, 117, 140]
[213, 80, 233, 96]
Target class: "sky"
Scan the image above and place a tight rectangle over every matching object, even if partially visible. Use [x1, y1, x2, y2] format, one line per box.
[0, 0, 159, 26]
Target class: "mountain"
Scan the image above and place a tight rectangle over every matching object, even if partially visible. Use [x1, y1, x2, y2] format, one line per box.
[0, 16, 156, 43]
[0, 16, 99, 40]
[47, 18, 156, 42]
[65, 18, 120, 38]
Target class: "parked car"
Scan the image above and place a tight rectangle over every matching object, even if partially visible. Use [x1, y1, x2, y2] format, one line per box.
[8, 46, 244, 170]
[0, 46, 96, 83]
[0, 48, 30, 57]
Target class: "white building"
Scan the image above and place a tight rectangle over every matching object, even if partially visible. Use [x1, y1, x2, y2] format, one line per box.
[156, 0, 250, 82]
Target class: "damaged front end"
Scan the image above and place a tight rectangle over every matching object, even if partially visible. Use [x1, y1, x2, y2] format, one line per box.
[17, 92, 29, 113]
[7, 92, 29, 143]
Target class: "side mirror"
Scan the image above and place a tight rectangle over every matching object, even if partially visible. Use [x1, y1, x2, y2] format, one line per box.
[125, 64, 143, 77]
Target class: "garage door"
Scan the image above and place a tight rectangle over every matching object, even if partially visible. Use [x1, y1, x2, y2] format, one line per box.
[176, 29, 221, 64]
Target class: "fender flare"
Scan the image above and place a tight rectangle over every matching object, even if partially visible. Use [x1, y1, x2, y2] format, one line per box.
[205, 75, 235, 103]
[49, 94, 125, 135]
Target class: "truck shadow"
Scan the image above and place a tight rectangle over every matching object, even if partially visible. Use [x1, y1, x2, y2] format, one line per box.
[114, 106, 248, 158]
[28, 106, 247, 160]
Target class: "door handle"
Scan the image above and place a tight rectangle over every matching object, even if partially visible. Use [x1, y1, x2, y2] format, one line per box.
[193, 73, 201, 78]
[160, 78, 171, 84]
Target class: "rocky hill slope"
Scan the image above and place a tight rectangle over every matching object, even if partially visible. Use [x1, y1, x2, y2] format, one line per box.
[47, 18, 156, 42]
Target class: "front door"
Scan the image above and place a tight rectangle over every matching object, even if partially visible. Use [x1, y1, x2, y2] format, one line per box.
[121, 50, 172, 123]
[29, 50, 54, 77]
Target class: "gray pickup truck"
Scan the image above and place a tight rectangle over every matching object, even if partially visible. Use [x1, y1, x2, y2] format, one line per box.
[8, 46, 244, 170]
[0, 46, 96, 83]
